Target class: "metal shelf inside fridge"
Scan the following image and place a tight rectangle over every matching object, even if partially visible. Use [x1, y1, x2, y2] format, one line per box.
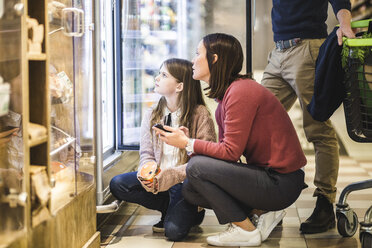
[122, 30, 177, 40]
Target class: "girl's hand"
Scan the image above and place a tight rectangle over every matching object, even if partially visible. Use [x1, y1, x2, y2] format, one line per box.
[153, 125, 189, 148]
[141, 179, 154, 188]
[141, 178, 159, 191]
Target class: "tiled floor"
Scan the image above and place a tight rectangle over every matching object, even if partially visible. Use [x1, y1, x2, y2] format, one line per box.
[99, 155, 372, 248]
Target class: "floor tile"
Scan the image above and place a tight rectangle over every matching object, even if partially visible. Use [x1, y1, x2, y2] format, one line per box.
[136, 207, 162, 215]
[283, 208, 298, 217]
[100, 235, 115, 247]
[303, 228, 343, 239]
[181, 226, 230, 243]
[106, 235, 173, 248]
[281, 217, 301, 228]
[105, 215, 131, 225]
[305, 237, 361, 248]
[360, 163, 372, 169]
[114, 203, 139, 215]
[255, 238, 307, 248]
[99, 225, 123, 237]
[344, 200, 372, 208]
[172, 242, 232, 248]
[130, 214, 162, 226]
[198, 215, 221, 226]
[205, 209, 217, 216]
[338, 167, 366, 173]
[269, 227, 304, 239]
[116, 225, 164, 238]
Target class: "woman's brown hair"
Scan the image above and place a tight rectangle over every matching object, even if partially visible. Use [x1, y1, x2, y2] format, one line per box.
[150, 58, 206, 164]
[203, 33, 252, 101]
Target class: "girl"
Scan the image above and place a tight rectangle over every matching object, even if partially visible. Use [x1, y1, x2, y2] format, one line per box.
[154, 33, 306, 247]
[110, 58, 216, 241]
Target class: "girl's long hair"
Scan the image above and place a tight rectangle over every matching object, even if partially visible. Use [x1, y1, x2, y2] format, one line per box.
[203, 33, 252, 101]
[150, 58, 206, 164]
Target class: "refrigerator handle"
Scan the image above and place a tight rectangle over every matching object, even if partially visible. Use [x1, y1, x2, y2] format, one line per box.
[14, 3, 24, 16]
[121, 0, 129, 39]
[0, 0, 4, 18]
[77, 8, 85, 35]
[253, 0, 256, 29]
[62, 7, 85, 37]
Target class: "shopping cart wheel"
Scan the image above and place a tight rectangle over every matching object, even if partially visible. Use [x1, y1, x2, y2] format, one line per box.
[337, 211, 359, 237]
[361, 232, 372, 248]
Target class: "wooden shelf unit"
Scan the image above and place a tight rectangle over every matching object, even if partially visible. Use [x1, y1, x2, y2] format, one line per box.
[2, 0, 99, 247]
[25, 0, 51, 234]
[27, 53, 47, 61]
[28, 135, 48, 147]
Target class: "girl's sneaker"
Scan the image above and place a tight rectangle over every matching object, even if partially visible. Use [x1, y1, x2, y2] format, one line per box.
[152, 220, 165, 233]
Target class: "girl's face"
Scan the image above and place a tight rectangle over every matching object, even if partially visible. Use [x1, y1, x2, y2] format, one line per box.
[154, 65, 182, 97]
[192, 40, 210, 83]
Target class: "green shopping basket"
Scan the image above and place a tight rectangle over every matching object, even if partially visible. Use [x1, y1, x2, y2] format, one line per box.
[342, 19, 372, 142]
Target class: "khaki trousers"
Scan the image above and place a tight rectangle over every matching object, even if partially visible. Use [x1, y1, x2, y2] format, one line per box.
[261, 39, 339, 202]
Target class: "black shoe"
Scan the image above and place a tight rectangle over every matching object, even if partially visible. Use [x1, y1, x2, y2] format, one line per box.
[300, 195, 336, 234]
[193, 209, 206, 226]
[152, 220, 165, 233]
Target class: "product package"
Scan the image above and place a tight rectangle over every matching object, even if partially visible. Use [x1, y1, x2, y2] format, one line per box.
[138, 161, 161, 182]
[0, 76, 10, 117]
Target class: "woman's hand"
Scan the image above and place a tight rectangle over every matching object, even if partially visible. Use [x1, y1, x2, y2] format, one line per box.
[153, 125, 189, 148]
[179, 126, 190, 137]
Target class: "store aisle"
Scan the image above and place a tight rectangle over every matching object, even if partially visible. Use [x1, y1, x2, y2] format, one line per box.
[98, 156, 372, 248]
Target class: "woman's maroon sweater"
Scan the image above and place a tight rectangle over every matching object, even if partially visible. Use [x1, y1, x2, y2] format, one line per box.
[194, 79, 307, 173]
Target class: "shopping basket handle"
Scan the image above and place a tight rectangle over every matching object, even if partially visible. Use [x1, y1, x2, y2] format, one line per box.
[336, 19, 372, 28]
[349, 19, 372, 28]
[342, 37, 372, 46]
[341, 19, 372, 46]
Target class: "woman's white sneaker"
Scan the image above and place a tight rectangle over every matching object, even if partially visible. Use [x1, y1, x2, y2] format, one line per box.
[257, 210, 286, 241]
[206, 224, 261, 247]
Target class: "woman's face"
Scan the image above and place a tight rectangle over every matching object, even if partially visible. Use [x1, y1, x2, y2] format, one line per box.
[154, 65, 182, 97]
[192, 40, 210, 83]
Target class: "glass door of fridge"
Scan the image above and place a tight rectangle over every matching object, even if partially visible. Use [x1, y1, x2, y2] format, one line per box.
[118, 0, 187, 148]
[48, 0, 94, 213]
[0, 0, 26, 245]
[71, 0, 95, 194]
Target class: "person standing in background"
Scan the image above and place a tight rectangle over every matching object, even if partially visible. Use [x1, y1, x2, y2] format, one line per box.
[261, 0, 355, 234]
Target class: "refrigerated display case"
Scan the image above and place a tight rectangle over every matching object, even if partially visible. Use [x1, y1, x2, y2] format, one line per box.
[0, 0, 26, 246]
[118, 0, 191, 148]
[47, 0, 95, 213]
[117, 0, 245, 149]
[0, 0, 98, 247]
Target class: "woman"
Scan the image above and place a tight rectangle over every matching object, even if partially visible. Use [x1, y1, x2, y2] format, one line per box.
[110, 58, 216, 241]
[154, 33, 306, 247]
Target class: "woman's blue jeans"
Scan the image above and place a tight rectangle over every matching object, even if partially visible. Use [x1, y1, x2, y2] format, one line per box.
[110, 171, 197, 241]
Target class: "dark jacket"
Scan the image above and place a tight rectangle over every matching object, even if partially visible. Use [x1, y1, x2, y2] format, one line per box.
[307, 27, 346, 122]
